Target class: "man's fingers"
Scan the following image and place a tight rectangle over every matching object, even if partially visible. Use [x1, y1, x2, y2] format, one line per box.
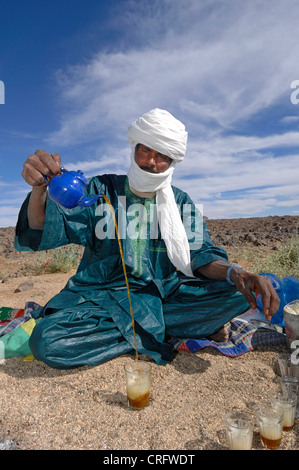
[22, 150, 62, 187]
[257, 278, 279, 317]
[267, 280, 280, 316]
[260, 290, 271, 317]
[235, 273, 280, 318]
[25, 154, 52, 176]
[240, 288, 257, 310]
[236, 277, 256, 309]
[51, 152, 61, 169]
[36, 150, 61, 175]
[22, 165, 46, 186]
[234, 275, 256, 309]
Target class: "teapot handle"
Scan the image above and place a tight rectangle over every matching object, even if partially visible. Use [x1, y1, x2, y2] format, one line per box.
[43, 175, 49, 185]
[43, 166, 65, 185]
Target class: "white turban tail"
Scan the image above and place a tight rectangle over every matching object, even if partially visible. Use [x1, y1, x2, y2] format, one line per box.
[127, 108, 194, 278]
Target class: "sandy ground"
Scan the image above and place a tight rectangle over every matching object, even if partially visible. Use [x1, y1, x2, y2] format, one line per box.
[0, 271, 298, 451]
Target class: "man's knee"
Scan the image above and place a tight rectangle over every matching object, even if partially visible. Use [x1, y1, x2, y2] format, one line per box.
[29, 318, 63, 368]
[29, 319, 47, 362]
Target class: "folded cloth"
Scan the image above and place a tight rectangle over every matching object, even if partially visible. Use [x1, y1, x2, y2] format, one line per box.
[169, 319, 286, 357]
[0, 307, 25, 325]
[0, 302, 41, 358]
[0, 302, 40, 338]
[0, 318, 37, 358]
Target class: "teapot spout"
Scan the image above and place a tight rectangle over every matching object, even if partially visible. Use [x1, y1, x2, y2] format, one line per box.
[78, 194, 104, 207]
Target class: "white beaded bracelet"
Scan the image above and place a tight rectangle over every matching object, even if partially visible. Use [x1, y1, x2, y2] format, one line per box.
[226, 263, 245, 286]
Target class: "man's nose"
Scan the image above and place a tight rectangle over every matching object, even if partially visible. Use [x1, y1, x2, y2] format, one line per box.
[146, 151, 157, 166]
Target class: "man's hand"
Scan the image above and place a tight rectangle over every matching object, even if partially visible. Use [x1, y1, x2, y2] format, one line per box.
[195, 260, 280, 321]
[22, 150, 61, 230]
[230, 268, 280, 320]
[22, 149, 61, 186]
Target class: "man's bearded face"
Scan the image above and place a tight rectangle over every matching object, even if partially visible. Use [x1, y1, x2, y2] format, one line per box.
[135, 144, 172, 174]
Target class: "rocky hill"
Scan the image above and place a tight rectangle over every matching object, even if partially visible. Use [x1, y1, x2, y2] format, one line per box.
[0, 215, 298, 282]
[206, 214, 299, 249]
[0, 215, 298, 257]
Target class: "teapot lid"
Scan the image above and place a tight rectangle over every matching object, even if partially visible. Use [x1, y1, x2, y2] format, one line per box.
[61, 167, 88, 185]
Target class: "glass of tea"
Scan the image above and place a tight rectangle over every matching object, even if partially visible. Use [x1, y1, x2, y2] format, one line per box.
[124, 361, 152, 410]
[224, 411, 254, 450]
[255, 405, 284, 450]
[281, 375, 299, 418]
[269, 390, 297, 431]
[277, 353, 299, 379]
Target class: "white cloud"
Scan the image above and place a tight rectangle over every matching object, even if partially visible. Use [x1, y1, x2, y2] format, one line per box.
[0, 206, 20, 227]
[65, 146, 131, 177]
[276, 199, 299, 208]
[0, 183, 31, 227]
[0, 206, 20, 216]
[2, 0, 299, 226]
[281, 116, 299, 125]
[0, 215, 18, 227]
[45, 0, 299, 148]
[41, 0, 299, 221]
[188, 132, 299, 160]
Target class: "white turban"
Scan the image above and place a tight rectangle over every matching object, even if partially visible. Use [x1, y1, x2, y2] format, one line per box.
[127, 108, 194, 278]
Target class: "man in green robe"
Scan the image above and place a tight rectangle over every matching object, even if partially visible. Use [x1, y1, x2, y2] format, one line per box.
[15, 109, 279, 369]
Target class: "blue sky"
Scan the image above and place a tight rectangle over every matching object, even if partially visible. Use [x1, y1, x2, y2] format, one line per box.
[1, 0, 299, 227]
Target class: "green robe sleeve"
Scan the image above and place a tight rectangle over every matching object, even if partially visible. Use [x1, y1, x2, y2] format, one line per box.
[15, 193, 44, 252]
[190, 216, 229, 272]
[173, 186, 229, 273]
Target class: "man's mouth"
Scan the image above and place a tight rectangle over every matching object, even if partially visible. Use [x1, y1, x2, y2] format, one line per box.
[139, 166, 158, 174]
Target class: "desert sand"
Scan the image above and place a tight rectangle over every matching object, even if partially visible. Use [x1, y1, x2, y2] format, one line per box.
[0, 218, 298, 451]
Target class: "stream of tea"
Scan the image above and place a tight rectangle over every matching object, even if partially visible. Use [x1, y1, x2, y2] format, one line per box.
[103, 195, 139, 361]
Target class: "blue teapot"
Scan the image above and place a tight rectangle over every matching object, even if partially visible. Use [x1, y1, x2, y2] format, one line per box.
[43, 167, 103, 209]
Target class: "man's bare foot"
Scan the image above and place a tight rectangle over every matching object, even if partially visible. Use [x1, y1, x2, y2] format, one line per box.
[208, 325, 229, 342]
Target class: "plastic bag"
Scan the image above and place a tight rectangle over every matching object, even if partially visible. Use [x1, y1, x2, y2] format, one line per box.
[256, 273, 299, 327]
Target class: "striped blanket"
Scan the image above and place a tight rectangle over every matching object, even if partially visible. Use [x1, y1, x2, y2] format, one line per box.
[169, 319, 286, 357]
[0, 303, 39, 338]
